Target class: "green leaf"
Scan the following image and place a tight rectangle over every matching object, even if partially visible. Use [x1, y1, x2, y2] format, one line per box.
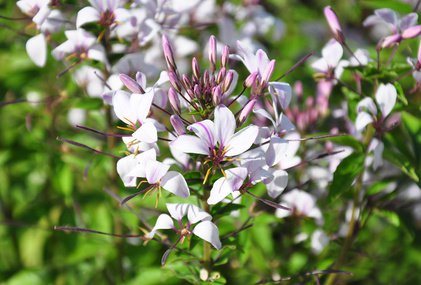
[73, 97, 103, 110]
[362, 0, 412, 13]
[328, 135, 364, 152]
[394, 82, 408, 106]
[328, 152, 365, 201]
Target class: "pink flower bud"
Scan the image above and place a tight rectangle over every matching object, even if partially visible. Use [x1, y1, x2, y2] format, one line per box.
[217, 67, 226, 84]
[182, 74, 192, 90]
[381, 34, 402, 48]
[208, 35, 217, 71]
[261, 60, 275, 84]
[168, 71, 182, 93]
[223, 70, 234, 92]
[203, 70, 210, 86]
[244, 72, 258, 88]
[170, 115, 186, 135]
[402, 25, 421, 39]
[162, 34, 176, 71]
[239, 99, 257, 125]
[212, 86, 222, 105]
[294, 81, 303, 99]
[221, 45, 230, 68]
[324, 6, 345, 44]
[168, 87, 180, 113]
[119, 74, 143, 93]
[192, 57, 200, 81]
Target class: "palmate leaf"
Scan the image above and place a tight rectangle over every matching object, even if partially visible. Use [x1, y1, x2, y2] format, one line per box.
[328, 152, 365, 202]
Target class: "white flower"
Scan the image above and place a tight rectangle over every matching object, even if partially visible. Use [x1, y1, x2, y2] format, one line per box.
[355, 83, 397, 131]
[171, 105, 258, 163]
[275, 189, 323, 224]
[148, 203, 221, 249]
[311, 39, 346, 81]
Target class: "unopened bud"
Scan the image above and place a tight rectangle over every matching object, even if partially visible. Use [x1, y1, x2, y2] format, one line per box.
[182, 74, 192, 90]
[294, 81, 303, 99]
[203, 70, 210, 87]
[193, 84, 201, 99]
[162, 34, 176, 71]
[168, 71, 182, 93]
[212, 85, 222, 105]
[170, 115, 186, 135]
[417, 40, 421, 65]
[168, 87, 180, 113]
[208, 35, 217, 72]
[119, 74, 144, 93]
[324, 6, 345, 44]
[192, 57, 200, 81]
[239, 99, 257, 125]
[221, 45, 230, 68]
[217, 67, 226, 84]
[244, 71, 258, 88]
[223, 70, 234, 92]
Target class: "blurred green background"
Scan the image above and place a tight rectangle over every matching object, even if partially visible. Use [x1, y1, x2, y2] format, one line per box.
[1, 0, 421, 284]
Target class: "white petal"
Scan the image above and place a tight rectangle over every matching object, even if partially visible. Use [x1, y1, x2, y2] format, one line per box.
[225, 125, 259, 157]
[188, 120, 216, 149]
[112, 90, 135, 124]
[170, 135, 209, 155]
[253, 108, 276, 127]
[145, 160, 169, 184]
[208, 177, 233, 205]
[192, 221, 221, 250]
[268, 82, 292, 110]
[147, 214, 174, 238]
[265, 136, 288, 167]
[127, 149, 157, 178]
[375, 8, 398, 26]
[161, 171, 190, 197]
[187, 204, 211, 224]
[214, 105, 236, 146]
[355, 112, 374, 131]
[116, 155, 138, 187]
[357, 97, 377, 115]
[132, 90, 154, 123]
[26, 34, 47, 67]
[375, 83, 397, 117]
[76, 6, 100, 28]
[277, 113, 295, 133]
[167, 203, 189, 221]
[311, 58, 329, 73]
[132, 121, 158, 143]
[322, 39, 343, 68]
[266, 170, 288, 199]
[87, 45, 107, 63]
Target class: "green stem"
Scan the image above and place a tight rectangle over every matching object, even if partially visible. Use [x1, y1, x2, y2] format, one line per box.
[324, 127, 374, 285]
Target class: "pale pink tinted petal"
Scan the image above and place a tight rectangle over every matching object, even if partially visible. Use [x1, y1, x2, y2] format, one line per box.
[170, 135, 209, 155]
[26, 34, 47, 67]
[187, 204, 211, 224]
[167, 203, 189, 221]
[269, 82, 292, 110]
[277, 113, 295, 133]
[161, 171, 190, 197]
[357, 97, 377, 115]
[192, 221, 221, 249]
[381, 34, 401, 48]
[266, 170, 288, 199]
[322, 40, 343, 67]
[375, 83, 397, 117]
[214, 105, 236, 146]
[311, 58, 329, 73]
[145, 160, 169, 184]
[225, 125, 259, 156]
[188, 120, 216, 149]
[265, 136, 288, 167]
[399, 13, 418, 30]
[355, 112, 374, 131]
[76, 6, 100, 27]
[402, 25, 421, 39]
[375, 8, 398, 26]
[132, 121, 157, 143]
[147, 214, 174, 238]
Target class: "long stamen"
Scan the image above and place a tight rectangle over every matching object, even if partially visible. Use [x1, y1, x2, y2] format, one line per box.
[203, 168, 212, 184]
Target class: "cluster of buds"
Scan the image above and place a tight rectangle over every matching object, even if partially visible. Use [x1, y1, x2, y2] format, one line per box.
[163, 35, 235, 118]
